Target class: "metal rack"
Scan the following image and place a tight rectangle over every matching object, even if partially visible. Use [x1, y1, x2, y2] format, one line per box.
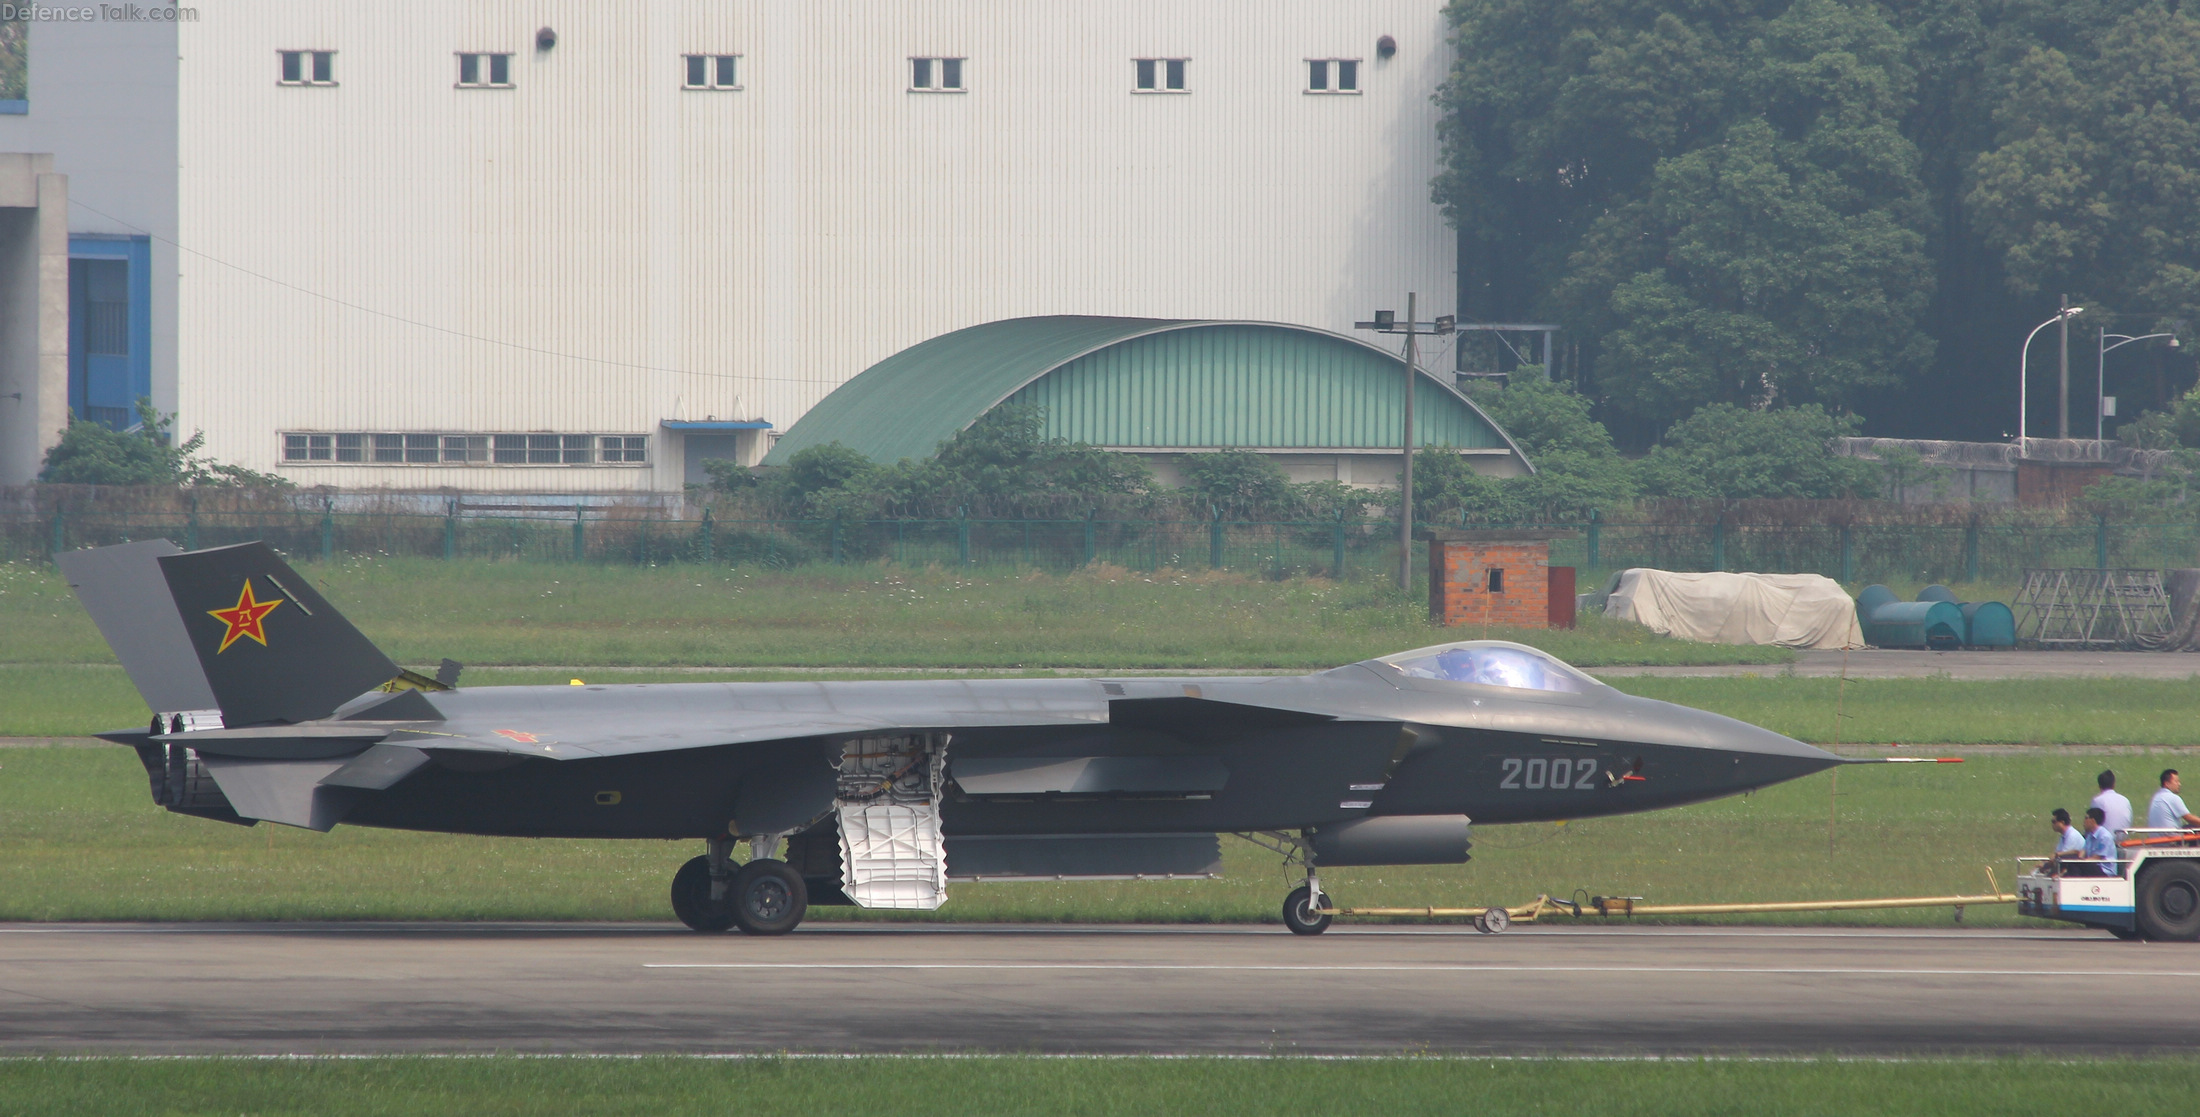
[2014, 568, 2173, 648]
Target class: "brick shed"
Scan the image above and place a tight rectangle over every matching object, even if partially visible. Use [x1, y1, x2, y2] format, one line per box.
[1424, 528, 1578, 629]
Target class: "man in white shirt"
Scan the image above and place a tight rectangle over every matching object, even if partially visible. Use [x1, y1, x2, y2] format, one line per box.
[2148, 769, 2200, 830]
[2093, 769, 2133, 834]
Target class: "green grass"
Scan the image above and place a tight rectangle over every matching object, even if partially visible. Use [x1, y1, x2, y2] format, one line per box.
[0, 745, 2155, 926]
[9, 663, 2196, 744]
[0, 556, 1790, 671]
[1, 1055, 2191, 1116]
[1607, 675, 2200, 745]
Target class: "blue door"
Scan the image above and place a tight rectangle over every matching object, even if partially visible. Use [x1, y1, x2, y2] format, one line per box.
[68, 236, 151, 430]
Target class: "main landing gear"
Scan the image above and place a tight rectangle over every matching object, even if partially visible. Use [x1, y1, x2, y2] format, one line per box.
[672, 833, 809, 935]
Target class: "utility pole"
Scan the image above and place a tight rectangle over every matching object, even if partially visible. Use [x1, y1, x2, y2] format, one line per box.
[2058, 293, 2070, 440]
[1400, 292, 1416, 592]
[1356, 297, 1455, 593]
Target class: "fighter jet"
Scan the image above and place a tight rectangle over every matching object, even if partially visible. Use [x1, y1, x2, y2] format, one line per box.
[62, 538, 1848, 936]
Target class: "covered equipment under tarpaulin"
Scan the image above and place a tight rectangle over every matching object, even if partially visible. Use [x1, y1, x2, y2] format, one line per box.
[1601, 570, 1863, 650]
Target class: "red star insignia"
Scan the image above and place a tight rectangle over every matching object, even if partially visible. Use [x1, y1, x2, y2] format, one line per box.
[207, 578, 283, 653]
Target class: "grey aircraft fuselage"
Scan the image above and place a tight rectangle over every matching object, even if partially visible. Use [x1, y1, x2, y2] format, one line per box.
[335, 667, 1836, 841]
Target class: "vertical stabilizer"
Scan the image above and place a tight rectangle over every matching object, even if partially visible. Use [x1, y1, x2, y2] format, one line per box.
[157, 542, 400, 726]
[57, 539, 219, 716]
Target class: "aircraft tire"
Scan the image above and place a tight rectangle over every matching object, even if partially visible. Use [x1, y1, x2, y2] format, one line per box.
[670, 855, 737, 933]
[731, 859, 808, 936]
[1282, 885, 1332, 936]
[2137, 860, 2200, 942]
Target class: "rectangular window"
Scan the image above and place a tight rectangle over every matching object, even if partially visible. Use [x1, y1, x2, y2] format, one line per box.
[1306, 58, 1361, 94]
[458, 53, 513, 88]
[911, 56, 964, 91]
[284, 432, 642, 465]
[442, 435, 488, 463]
[1134, 58, 1188, 92]
[684, 54, 740, 90]
[280, 50, 336, 86]
[599, 435, 647, 463]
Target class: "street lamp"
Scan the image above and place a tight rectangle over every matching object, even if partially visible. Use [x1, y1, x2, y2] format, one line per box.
[1355, 294, 1455, 592]
[2019, 305, 2084, 455]
[2097, 329, 2181, 440]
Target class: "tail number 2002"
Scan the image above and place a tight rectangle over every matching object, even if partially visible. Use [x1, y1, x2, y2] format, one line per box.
[1500, 757, 1598, 790]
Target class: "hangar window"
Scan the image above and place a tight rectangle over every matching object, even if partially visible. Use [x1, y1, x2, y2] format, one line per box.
[281, 433, 647, 466]
[1305, 59, 1359, 93]
[279, 51, 336, 86]
[457, 52, 513, 88]
[684, 54, 740, 90]
[1377, 641, 1596, 694]
[910, 57, 964, 92]
[1134, 59, 1187, 92]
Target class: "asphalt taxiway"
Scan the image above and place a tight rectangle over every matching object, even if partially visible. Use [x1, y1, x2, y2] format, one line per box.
[2, 922, 2193, 1055]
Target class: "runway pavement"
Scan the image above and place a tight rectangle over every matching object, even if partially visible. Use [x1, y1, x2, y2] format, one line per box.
[2, 922, 2194, 1056]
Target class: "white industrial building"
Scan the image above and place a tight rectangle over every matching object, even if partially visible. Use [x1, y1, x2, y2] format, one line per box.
[0, 1, 1462, 491]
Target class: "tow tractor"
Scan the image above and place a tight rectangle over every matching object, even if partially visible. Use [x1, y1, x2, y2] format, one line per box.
[2016, 828, 2200, 941]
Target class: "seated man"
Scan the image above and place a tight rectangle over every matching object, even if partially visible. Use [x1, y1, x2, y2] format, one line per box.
[2148, 769, 2200, 831]
[2080, 807, 2120, 876]
[2049, 807, 2084, 875]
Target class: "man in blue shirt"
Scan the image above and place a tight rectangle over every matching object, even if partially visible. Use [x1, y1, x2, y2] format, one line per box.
[2050, 807, 2085, 874]
[2148, 769, 2200, 830]
[2080, 807, 2120, 876]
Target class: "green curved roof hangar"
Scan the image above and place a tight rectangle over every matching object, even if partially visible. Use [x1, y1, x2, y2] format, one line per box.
[763, 316, 1533, 482]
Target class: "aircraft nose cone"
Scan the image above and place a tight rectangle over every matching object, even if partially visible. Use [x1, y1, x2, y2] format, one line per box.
[1611, 692, 1842, 770]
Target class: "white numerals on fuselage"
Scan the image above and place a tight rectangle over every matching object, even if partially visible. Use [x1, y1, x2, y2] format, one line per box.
[1498, 756, 1598, 790]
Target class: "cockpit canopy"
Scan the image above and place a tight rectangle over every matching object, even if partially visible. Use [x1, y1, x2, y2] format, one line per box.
[1370, 640, 1603, 694]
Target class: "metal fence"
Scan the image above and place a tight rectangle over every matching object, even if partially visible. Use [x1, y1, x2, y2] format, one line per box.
[7, 506, 2199, 586]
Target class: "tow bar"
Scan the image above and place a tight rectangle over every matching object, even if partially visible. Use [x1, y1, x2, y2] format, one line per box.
[1317, 867, 2018, 934]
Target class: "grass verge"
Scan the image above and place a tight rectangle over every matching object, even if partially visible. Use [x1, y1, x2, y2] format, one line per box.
[7, 664, 2195, 743]
[1605, 675, 2200, 746]
[0, 745, 2157, 926]
[0, 556, 1788, 670]
[1, 1055, 2192, 1116]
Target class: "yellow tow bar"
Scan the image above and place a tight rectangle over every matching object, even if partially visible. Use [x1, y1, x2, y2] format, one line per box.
[1317, 868, 2016, 933]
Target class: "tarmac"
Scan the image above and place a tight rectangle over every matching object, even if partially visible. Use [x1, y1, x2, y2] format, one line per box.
[3, 922, 2195, 1055]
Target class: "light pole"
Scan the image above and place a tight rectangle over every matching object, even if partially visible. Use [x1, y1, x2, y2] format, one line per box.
[2097, 329, 2181, 440]
[1355, 297, 1456, 591]
[2019, 305, 2084, 456]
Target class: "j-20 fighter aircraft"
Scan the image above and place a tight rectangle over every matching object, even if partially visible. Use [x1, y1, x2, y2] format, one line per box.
[64, 538, 1849, 936]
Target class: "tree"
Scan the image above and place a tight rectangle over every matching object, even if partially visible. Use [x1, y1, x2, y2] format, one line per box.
[735, 405, 1152, 517]
[39, 400, 291, 487]
[1636, 403, 1878, 499]
[1434, 0, 2176, 441]
[1463, 376, 1639, 518]
[1968, 5, 2200, 336]
[1177, 450, 1291, 516]
[1553, 0, 1934, 423]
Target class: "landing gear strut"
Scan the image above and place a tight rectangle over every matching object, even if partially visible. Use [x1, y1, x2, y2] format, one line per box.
[670, 833, 809, 935]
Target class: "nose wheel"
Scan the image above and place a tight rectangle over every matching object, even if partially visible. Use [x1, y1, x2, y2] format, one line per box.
[1283, 884, 1332, 935]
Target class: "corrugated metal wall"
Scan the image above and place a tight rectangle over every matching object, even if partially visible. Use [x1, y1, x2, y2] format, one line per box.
[1009, 326, 1503, 449]
[173, 1, 1458, 490]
